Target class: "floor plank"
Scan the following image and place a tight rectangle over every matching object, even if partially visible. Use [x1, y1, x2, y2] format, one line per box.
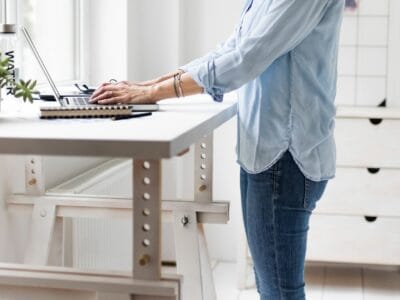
[363, 267, 400, 300]
[305, 264, 325, 300]
[322, 265, 363, 300]
[213, 262, 241, 300]
[214, 261, 400, 300]
[239, 288, 259, 300]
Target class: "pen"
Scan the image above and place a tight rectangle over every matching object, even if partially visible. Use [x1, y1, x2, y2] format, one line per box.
[112, 112, 152, 121]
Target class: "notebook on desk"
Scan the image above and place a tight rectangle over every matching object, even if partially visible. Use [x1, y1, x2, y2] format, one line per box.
[21, 26, 158, 118]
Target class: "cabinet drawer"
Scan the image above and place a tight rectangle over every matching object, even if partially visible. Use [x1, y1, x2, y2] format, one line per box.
[335, 118, 400, 168]
[306, 214, 400, 265]
[315, 167, 400, 217]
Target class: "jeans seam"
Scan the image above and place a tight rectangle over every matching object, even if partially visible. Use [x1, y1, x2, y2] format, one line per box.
[303, 178, 309, 209]
[271, 166, 283, 300]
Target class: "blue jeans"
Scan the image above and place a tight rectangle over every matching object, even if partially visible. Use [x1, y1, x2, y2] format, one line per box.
[240, 151, 328, 300]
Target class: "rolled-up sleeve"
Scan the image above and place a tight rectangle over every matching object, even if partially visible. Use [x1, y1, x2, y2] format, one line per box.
[184, 0, 332, 102]
[180, 28, 239, 102]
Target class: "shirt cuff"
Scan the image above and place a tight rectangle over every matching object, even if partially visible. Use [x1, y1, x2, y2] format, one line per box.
[180, 61, 225, 102]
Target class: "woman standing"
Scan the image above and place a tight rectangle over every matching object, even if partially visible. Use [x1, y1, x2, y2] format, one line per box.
[91, 0, 345, 299]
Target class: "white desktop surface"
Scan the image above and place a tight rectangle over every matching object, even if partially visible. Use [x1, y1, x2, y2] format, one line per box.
[0, 94, 237, 158]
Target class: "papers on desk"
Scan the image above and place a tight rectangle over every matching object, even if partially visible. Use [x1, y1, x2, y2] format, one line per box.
[39, 105, 132, 119]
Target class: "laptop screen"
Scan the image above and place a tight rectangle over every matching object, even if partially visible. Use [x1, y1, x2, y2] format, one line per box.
[21, 26, 62, 102]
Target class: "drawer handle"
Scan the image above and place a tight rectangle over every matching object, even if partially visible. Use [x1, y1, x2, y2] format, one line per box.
[367, 168, 380, 174]
[369, 118, 382, 125]
[369, 99, 387, 126]
[364, 216, 378, 223]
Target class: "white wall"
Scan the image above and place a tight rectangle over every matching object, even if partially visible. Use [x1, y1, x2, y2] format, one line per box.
[87, 0, 128, 85]
[127, 0, 180, 81]
[127, 0, 243, 79]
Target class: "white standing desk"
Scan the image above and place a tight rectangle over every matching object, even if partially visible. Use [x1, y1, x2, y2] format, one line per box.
[0, 94, 237, 300]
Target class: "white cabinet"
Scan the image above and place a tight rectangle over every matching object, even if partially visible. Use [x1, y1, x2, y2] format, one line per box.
[307, 107, 400, 265]
[308, 214, 400, 265]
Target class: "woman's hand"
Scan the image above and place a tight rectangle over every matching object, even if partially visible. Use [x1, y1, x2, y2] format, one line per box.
[89, 81, 156, 105]
[89, 72, 203, 105]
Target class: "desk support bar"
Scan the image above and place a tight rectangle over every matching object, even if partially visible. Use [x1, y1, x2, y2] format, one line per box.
[7, 195, 230, 224]
[133, 159, 162, 281]
[195, 134, 213, 203]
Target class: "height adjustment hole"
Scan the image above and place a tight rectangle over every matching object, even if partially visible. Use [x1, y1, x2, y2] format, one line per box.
[142, 239, 151, 247]
[143, 224, 151, 232]
[143, 161, 151, 169]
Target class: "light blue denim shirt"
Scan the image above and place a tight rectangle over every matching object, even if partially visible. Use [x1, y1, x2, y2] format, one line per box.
[181, 0, 344, 181]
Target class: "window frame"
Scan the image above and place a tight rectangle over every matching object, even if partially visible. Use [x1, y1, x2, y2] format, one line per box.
[16, 0, 89, 85]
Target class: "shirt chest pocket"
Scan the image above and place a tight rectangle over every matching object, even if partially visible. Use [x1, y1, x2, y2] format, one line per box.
[239, 0, 271, 35]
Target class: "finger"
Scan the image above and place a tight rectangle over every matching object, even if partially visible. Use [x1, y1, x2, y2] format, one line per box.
[91, 87, 106, 100]
[90, 82, 113, 99]
[98, 96, 126, 105]
[90, 85, 122, 102]
[91, 90, 119, 103]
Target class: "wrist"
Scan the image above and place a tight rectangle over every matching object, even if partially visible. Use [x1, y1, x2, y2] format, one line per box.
[148, 84, 161, 103]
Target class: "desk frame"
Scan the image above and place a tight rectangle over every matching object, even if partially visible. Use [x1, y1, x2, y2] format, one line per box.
[5, 135, 226, 300]
[0, 98, 237, 299]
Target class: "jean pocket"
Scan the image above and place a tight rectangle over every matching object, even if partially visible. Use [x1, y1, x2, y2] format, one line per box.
[303, 178, 328, 211]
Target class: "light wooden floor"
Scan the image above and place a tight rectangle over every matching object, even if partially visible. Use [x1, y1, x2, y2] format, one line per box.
[213, 261, 400, 300]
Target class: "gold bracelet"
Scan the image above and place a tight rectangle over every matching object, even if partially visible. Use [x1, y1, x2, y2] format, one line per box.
[177, 71, 184, 98]
[173, 74, 179, 98]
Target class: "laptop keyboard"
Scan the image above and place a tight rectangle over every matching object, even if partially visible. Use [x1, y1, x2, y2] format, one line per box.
[70, 97, 90, 106]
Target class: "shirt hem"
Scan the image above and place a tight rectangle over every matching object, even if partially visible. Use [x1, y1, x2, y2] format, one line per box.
[237, 148, 335, 182]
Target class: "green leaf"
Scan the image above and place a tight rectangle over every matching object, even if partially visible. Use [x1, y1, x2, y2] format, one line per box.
[29, 80, 37, 90]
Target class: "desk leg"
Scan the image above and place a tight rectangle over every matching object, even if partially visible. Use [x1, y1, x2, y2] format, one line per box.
[194, 134, 213, 204]
[25, 156, 45, 196]
[24, 156, 58, 265]
[195, 135, 217, 299]
[173, 210, 203, 300]
[173, 135, 217, 300]
[133, 159, 162, 281]
[198, 224, 217, 300]
[24, 200, 56, 265]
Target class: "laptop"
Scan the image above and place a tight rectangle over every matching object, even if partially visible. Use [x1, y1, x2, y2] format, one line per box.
[21, 26, 158, 111]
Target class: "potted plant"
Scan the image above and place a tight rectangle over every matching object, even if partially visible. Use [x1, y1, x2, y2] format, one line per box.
[0, 51, 38, 111]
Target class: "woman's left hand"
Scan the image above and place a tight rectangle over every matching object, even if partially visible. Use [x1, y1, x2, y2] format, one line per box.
[89, 81, 155, 105]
